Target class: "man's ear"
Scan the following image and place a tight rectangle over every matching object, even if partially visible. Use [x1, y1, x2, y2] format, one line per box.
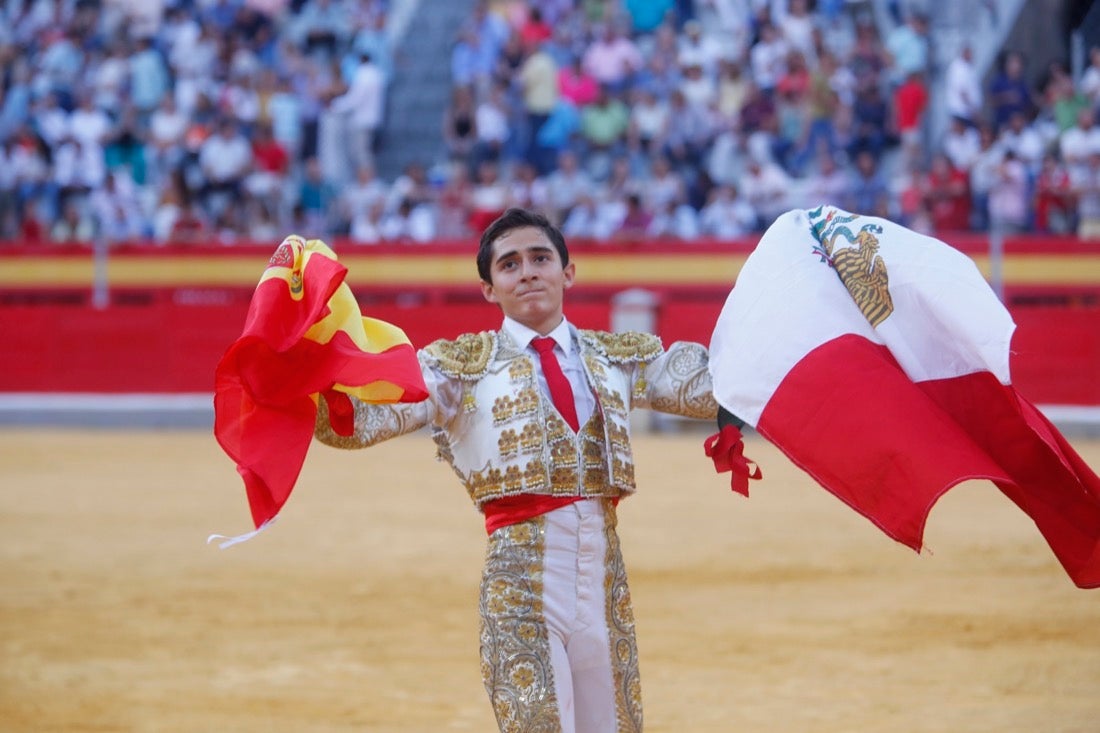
[563, 261, 576, 290]
[480, 279, 497, 304]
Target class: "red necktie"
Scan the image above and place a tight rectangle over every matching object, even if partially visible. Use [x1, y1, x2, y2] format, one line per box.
[531, 337, 580, 432]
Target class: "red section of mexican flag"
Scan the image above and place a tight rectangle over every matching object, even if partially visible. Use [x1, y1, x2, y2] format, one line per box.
[756, 335, 1100, 587]
[709, 207, 1100, 589]
[214, 236, 428, 531]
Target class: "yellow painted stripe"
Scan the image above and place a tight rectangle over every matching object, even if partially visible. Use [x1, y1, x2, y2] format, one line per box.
[1, 253, 1098, 288]
[970, 255, 1100, 285]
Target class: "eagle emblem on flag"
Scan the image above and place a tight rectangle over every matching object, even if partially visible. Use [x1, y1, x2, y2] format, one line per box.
[808, 206, 893, 328]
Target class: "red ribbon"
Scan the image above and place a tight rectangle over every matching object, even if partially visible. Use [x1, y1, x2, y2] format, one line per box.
[703, 424, 762, 497]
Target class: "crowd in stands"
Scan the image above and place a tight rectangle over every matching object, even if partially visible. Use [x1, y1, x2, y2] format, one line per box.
[1, 0, 1100, 246]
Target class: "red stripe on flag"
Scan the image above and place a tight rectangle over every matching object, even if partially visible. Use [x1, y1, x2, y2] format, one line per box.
[757, 334, 1100, 588]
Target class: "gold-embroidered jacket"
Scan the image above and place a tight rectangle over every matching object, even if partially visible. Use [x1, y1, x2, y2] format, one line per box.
[315, 326, 718, 509]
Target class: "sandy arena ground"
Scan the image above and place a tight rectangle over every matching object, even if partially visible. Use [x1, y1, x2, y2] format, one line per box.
[1, 427, 1098, 732]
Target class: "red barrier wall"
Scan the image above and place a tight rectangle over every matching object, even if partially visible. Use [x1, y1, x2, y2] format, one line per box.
[2, 237, 1098, 404]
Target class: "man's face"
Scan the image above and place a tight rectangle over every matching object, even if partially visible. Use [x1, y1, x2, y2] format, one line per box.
[480, 226, 574, 335]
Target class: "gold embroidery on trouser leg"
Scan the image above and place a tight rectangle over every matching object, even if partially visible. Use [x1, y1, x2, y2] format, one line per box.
[604, 501, 643, 732]
[479, 518, 561, 733]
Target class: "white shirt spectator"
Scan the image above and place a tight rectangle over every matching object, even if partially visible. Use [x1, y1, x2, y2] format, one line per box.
[700, 185, 757, 238]
[942, 122, 982, 172]
[741, 159, 791, 226]
[749, 25, 789, 92]
[545, 153, 593, 219]
[199, 125, 253, 184]
[1059, 112, 1100, 178]
[331, 56, 385, 132]
[944, 48, 982, 124]
[67, 102, 112, 150]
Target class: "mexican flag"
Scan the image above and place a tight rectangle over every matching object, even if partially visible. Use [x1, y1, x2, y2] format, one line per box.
[213, 235, 428, 542]
[709, 207, 1100, 588]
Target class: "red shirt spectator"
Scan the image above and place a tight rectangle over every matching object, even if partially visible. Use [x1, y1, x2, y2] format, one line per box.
[1034, 152, 1075, 233]
[921, 153, 971, 232]
[518, 8, 552, 53]
[894, 70, 929, 137]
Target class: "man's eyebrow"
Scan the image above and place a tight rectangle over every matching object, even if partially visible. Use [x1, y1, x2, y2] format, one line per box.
[493, 245, 554, 264]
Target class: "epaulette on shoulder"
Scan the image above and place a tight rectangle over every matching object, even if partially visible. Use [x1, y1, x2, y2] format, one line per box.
[580, 330, 663, 363]
[423, 331, 497, 379]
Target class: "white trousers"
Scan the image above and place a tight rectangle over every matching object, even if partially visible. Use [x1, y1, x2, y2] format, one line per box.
[479, 499, 642, 732]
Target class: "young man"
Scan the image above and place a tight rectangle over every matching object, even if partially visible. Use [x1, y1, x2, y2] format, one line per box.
[314, 207, 718, 731]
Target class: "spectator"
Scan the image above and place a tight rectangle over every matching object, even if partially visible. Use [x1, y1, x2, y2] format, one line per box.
[330, 51, 385, 172]
[1070, 149, 1100, 239]
[579, 85, 630, 167]
[998, 109, 1044, 177]
[267, 75, 305, 160]
[557, 54, 600, 107]
[293, 0, 351, 59]
[450, 29, 496, 95]
[467, 159, 510, 233]
[544, 149, 593, 224]
[341, 163, 391, 236]
[647, 198, 700, 239]
[660, 88, 716, 172]
[435, 163, 473, 239]
[942, 115, 982, 173]
[469, 81, 511, 168]
[297, 155, 338, 237]
[1033, 151, 1075, 234]
[803, 152, 850, 208]
[148, 95, 190, 187]
[519, 40, 560, 167]
[90, 170, 145, 242]
[128, 35, 170, 117]
[749, 22, 788, 95]
[50, 200, 95, 244]
[893, 69, 929, 168]
[244, 121, 291, 211]
[379, 197, 436, 242]
[1059, 107, 1100, 180]
[442, 85, 478, 169]
[969, 123, 1003, 230]
[199, 117, 253, 217]
[582, 23, 643, 94]
[1080, 46, 1100, 112]
[509, 160, 550, 212]
[988, 149, 1030, 232]
[847, 76, 895, 160]
[944, 44, 982, 127]
[741, 156, 792, 229]
[677, 19, 724, 78]
[845, 149, 890, 219]
[612, 192, 653, 241]
[625, 0, 675, 34]
[699, 183, 756, 239]
[715, 57, 750, 120]
[774, 0, 818, 69]
[518, 6, 553, 54]
[388, 161, 437, 213]
[627, 87, 670, 156]
[349, 11, 394, 86]
[561, 193, 616, 240]
[988, 50, 1034, 133]
[920, 152, 971, 233]
[884, 11, 929, 85]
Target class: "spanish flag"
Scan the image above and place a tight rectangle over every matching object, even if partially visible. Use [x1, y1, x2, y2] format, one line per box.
[213, 236, 428, 542]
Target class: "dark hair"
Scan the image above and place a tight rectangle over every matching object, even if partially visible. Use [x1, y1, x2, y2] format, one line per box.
[476, 207, 569, 283]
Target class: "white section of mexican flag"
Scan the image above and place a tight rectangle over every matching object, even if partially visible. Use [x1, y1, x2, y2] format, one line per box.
[710, 208, 1015, 427]
[708, 207, 1100, 589]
